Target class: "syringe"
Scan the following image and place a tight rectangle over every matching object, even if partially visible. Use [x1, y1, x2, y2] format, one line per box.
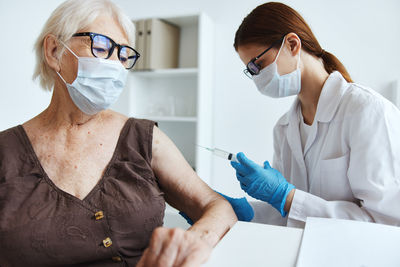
[197, 145, 239, 163]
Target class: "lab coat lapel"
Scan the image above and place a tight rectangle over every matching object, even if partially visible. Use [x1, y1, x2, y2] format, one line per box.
[303, 71, 348, 156]
[303, 121, 318, 156]
[285, 98, 309, 189]
[314, 71, 349, 123]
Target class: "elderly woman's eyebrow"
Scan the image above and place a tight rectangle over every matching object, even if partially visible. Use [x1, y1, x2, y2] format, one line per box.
[80, 37, 91, 45]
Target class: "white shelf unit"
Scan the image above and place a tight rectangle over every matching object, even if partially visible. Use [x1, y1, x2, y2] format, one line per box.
[113, 14, 214, 185]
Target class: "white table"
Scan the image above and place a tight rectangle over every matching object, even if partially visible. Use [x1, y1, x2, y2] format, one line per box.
[202, 221, 303, 267]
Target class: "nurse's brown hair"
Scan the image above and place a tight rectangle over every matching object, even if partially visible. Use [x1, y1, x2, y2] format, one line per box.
[234, 2, 353, 82]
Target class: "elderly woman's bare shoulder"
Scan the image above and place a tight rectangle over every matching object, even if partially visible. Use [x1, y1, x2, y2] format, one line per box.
[100, 109, 129, 126]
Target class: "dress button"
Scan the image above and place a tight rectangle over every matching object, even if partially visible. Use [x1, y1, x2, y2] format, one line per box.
[103, 237, 113, 247]
[95, 211, 104, 220]
[112, 256, 122, 262]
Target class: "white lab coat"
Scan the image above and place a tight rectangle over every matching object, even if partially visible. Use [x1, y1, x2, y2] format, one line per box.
[250, 71, 400, 228]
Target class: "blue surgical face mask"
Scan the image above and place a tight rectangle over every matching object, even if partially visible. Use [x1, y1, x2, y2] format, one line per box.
[56, 43, 128, 115]
[253, 36, 301, 98]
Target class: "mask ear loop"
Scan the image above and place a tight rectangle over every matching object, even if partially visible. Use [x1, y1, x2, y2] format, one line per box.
[273, 36, 287, 63]
[60, 40, 79, 59]
[274, 35, 302, 70]
[56, 40, 79, 85]
[56, 71, 67, 85]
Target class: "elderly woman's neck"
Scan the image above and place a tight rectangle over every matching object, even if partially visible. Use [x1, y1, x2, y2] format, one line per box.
[42, 86, 102, 128]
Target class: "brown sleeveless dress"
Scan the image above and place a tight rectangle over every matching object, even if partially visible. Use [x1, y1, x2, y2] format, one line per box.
[0, 118, 165, 266]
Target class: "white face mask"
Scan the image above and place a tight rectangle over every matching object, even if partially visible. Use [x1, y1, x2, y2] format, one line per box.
[253, 36, 301, 98]
[57, 44, 128, 115]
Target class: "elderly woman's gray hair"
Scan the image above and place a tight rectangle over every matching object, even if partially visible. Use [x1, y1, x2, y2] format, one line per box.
[32, 0, 135, 91]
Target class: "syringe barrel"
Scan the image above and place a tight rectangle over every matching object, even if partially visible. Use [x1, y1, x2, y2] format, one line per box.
[214, 148, 238, 163]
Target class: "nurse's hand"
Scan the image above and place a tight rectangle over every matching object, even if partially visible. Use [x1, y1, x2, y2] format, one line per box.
[137, 227, 213, 267]
[231, 152, 295, 217]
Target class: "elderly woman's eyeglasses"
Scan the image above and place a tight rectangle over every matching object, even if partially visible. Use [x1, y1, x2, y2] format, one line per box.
[73, 32, 140, 69]
[243, 38, 283, 79]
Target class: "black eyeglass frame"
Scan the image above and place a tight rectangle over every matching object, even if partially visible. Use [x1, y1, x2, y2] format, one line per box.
[243, 37, 284, 78]
[72, 32, 140, 69]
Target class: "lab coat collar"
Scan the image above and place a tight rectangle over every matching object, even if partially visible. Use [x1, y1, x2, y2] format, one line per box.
[278, 71, 349, 125]
[314, 71, 349, 123]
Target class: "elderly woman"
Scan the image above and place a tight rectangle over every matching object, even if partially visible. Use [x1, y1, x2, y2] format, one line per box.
[0, 0, 236, 266]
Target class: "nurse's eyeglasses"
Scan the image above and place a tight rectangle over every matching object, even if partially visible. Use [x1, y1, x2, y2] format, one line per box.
[243, 38, 283, 79]
[72, 32, 140, 69]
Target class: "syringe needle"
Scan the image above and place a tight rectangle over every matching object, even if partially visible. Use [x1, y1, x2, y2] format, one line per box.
[196, 144, 214, 152]
[197, 144, 238, 163]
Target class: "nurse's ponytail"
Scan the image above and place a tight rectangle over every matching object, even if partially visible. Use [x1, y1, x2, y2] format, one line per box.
[319, 50, 352, 82]
[234, 2, 353, 83]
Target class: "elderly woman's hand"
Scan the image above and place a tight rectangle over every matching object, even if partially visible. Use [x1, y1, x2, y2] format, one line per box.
[137, 227, 214, 267]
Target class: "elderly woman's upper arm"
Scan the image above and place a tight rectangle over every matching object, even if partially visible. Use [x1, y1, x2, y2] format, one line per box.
[151, 126, 215, 212]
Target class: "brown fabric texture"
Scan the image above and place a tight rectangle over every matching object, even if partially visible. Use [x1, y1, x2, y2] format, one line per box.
[0, 118, 165, 267]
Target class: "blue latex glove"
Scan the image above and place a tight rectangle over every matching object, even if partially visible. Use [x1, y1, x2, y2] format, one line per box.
[178, 191, 254, 225]
[217, 191, 254, 222]
[231, 152, 295, 217]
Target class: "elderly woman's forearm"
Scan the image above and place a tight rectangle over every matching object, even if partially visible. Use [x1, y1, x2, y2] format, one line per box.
[187, 199, 237, 247]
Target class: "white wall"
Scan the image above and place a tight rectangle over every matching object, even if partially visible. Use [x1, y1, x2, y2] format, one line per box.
[1, 0, 399, 198]
[0, 0, 63, 130]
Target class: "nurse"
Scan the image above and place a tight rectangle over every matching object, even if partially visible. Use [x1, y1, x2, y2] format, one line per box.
[228, 2, 400, 228]
[180, 2, 400, 228]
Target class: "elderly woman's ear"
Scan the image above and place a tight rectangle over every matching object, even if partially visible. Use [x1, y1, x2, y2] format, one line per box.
[43, 34, 61, 73]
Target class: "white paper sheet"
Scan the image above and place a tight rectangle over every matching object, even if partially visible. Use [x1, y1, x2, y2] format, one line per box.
[203, 221, 303, 267]
[296, 217, 400, 267]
